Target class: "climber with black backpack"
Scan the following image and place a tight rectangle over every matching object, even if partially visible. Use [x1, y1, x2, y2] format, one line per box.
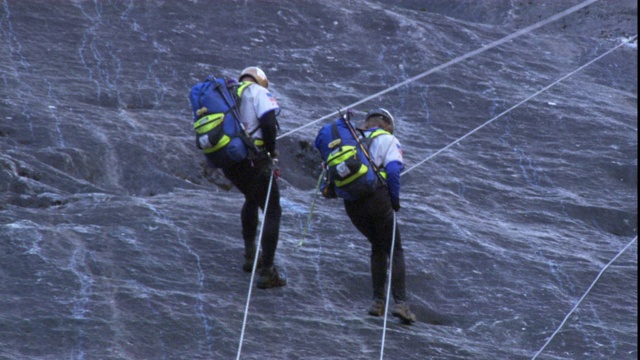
[314, 108, 415, 324]
[188, 66, 285, 289]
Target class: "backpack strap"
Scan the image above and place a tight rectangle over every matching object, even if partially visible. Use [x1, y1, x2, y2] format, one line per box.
[363, 129, 391, 180]
[233, 81, 252, 117]
[367, 129, 391, 138]
[212, 77, 261, 156]
[340, 114, 387, 187]
[331, 121, 340, 142]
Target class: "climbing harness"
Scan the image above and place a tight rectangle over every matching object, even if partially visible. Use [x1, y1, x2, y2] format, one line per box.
[236, 168, 276, 360]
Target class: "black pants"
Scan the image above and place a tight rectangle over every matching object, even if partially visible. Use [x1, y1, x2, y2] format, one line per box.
[344, 187, 407, 303]
[222, 155, 281, 270]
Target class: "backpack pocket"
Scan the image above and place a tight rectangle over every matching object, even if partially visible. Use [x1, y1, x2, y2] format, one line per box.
[327, 145, 368, 187]
[224, 137, 249, 162]
[194, 113, 230, 153]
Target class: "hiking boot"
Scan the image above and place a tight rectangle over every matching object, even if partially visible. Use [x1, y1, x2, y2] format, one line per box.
[392, 302, 416, 325]
[242, 252, 262, 273]
[368, 299, 386, 317]
[256, 267, 286, 289]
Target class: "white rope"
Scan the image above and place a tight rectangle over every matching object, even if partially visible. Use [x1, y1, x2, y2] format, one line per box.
[268, 2, 633, 358]
[402, 34, 637, 176]
[236, 169, 276, 360]
[379, 211, 398, 360]
[531, 236, 638, 360]
[277, 0, 600, 140]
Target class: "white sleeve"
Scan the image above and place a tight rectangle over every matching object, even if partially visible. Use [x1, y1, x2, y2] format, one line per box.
[253, 86, 279, 119]
[370, 134, 403, 167]
[382, 136, 403, 166]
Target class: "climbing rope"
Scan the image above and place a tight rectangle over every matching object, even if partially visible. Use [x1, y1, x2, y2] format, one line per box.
[297, 169, 325, 247]
[236, 169, 276, 360]
[402, 35, 637, 176]
[277, 0, 601, 140]
[234, 0, 637, 357]
[531, 236, 638, 360]
[284, 34, 637, 359]
[379, 211, 398, 360]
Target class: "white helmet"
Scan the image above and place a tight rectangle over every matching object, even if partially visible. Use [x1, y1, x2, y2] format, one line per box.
[240, 66, 269, 88]
[365, 108, 395, 133]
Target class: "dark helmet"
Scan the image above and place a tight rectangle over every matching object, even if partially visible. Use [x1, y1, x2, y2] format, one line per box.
[365, 108, 395, 133]
[239, 66, 269, 88]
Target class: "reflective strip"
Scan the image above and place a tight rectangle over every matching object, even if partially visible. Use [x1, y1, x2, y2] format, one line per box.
[254, 139, 264, 146]
[237, 82, 252, 97]
[194, 113, 224, 134]
[327, 146, 357, 166]
[335, 164, 368, 187]
[369, 129, 390, 138]
[328, 139, 341, 148]
[203, 135, 231, 153]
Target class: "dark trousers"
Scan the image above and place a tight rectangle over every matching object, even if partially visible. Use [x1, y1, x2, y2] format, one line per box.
[223, 155, 281, 269]
[344, 187, 407, 303]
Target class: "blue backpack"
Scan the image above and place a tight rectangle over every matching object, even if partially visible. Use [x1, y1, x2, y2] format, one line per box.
[188, 76, 256, 169]
[314, 114, 383, 201]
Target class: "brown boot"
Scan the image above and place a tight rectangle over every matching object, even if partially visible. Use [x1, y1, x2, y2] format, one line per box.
[392, 302, 416, 325]
[368, 299, 386, 317]
[256, 267, 286, 289]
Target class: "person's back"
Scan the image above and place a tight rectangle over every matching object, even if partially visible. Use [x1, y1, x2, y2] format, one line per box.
[210, 66, 286, 289]
[315, 108, 415, 324]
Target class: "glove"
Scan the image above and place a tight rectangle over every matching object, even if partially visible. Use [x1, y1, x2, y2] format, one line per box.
[391, 197, 401, 212]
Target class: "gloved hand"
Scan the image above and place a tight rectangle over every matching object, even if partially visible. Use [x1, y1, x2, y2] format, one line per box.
[391, 196, 401, 212]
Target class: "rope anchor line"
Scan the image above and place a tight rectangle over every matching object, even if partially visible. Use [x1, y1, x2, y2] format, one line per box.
[236, 169, 276, 360]
[234, 0, 637, 356]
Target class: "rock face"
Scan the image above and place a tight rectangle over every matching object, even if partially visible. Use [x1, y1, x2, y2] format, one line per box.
[0, 1, 637, 359]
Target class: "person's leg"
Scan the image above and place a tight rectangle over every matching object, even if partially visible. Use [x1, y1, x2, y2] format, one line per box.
[258, 176, 281, 270]
[252, 164, 285, 289]
[382, 213, 415, 324]
[344, 190, 389, 307]
[223, 160, 262, 272]
[240, 197, 261, 271]
[389, 225, 407, 303]
[370, 242, 388, 300]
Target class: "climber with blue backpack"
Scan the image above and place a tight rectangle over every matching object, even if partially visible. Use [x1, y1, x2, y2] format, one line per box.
[314, 108, 416, 324]
[188, 66, 285, 289]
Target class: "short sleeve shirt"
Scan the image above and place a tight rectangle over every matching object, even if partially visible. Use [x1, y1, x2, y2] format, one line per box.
[238, 83, 279, 140]
[364, 129, 403, 169]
